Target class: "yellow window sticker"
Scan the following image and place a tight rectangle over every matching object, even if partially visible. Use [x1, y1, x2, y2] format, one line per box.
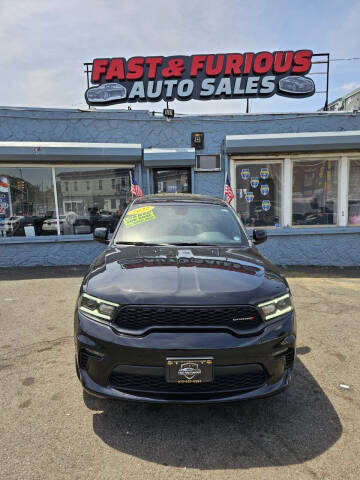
[127, 206, 154, 215]
[124, 206, 156, 228]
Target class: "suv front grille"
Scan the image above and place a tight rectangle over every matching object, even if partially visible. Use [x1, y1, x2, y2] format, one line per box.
[113, 305, 263, 334]
[109, 370, 266, 395]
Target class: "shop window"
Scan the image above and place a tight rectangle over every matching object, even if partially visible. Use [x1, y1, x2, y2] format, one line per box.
[292, 159, 338, 226]
[235, 162, 282, 227]
[348, 159, 360, 225]
[0, 168, 55, 237]
[112, 179, 116, 189]
[196, 155, 220, 171]
[55, 167, 131, 235]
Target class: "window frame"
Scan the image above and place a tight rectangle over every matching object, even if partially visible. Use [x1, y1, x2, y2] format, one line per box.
[230, 152, 353, 229]
[347, 156, 360, 226]
[0, 163, 135, 238]
[290, 155, 341, 228]
[0, 165, 56, 235]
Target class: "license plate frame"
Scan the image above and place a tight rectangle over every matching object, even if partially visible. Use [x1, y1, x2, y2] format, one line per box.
[166, 357, 214, 384]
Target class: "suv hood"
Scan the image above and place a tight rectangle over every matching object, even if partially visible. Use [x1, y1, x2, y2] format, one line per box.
[83, 245, 288, 306]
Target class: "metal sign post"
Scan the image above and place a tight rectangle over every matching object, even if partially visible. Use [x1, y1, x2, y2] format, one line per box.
[310, 53, 330, 110]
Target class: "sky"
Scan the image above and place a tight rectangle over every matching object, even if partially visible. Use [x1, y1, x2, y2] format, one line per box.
[0, 0, 359, 115]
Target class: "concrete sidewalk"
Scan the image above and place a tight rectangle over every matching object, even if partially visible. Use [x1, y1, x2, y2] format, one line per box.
[0, 267, 359, 479]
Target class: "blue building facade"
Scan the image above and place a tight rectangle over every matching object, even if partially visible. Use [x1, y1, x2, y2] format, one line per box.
[0, 106, 359, 267]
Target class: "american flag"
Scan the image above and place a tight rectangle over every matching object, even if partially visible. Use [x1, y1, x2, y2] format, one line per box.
[224, 173, 234, 204]
[130, 171, 143, 197]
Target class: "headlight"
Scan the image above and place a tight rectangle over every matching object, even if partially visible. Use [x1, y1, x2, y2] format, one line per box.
[258, 293, 293, 321]
[79, 293, 119, 321]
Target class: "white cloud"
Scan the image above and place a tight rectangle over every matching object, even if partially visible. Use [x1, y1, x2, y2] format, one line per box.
[332, 81, 358, 93]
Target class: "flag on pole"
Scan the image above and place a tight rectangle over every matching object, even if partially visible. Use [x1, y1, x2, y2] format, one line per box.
[224, 173, 234, 204]
[130, 171, 143, 197]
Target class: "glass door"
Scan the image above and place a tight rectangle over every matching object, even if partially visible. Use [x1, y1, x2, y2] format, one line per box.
[153, 168, 191, 194]
[235, 160, 283, 227]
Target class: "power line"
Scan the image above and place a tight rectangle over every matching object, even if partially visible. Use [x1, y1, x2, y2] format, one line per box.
[330, 57, 360, 62]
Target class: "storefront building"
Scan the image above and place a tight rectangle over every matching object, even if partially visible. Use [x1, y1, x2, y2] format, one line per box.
[0, 106, 359, 267]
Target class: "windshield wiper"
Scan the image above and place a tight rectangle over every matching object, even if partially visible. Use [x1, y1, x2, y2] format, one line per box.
[115, 241, 172, 246]
[170, 242, 218, 246]
[115, 241, 222, 247]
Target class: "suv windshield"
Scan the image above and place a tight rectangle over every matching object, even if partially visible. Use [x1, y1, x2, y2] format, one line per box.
[114, 203, 248, 245]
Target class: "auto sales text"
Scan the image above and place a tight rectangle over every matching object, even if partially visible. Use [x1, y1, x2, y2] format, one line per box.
[86, 50, 314, 104]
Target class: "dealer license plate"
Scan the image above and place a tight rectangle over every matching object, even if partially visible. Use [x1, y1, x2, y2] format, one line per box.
[166, 357, 214, 384]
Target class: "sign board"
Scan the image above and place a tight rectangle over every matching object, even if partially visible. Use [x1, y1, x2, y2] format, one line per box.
[24, 226, 36, 237]
[0, 176, 10, 217]
[85, 50, 315, 106]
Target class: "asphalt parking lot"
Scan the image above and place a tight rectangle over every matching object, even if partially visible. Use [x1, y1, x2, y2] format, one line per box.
[0, 266, 359, 480]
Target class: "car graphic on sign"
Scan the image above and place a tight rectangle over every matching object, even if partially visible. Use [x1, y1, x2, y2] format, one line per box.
[278, 76, 315, 95]
[86, 83, 127, 103]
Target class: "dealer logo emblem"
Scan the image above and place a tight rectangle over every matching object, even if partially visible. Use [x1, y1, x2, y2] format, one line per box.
[178, 363, 201, 380]
[233, 316, 255, 322]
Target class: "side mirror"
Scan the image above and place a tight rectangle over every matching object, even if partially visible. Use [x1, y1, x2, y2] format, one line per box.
[93, 227, 109, 244]
[253, 229, 267, 245]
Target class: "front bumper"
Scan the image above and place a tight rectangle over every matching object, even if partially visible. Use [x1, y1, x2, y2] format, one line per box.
[75, 310, 296, 404]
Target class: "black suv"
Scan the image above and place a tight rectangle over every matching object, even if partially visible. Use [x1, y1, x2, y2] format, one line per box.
[75, 194, 295, 404]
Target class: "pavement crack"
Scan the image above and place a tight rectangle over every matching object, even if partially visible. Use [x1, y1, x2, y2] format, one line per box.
[0, 335, 73, 360]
